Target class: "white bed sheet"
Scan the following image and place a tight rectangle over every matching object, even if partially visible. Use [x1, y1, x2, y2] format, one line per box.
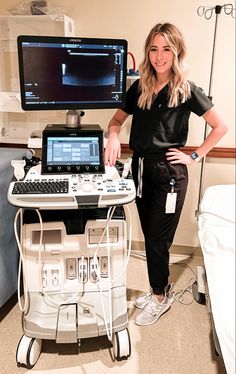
[198, 184, 235, 374]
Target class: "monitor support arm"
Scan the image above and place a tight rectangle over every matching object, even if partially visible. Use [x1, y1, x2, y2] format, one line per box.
[66, 110, 85, 128]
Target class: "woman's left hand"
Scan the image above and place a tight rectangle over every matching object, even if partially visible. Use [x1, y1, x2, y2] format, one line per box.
[166, 148, 192, 165]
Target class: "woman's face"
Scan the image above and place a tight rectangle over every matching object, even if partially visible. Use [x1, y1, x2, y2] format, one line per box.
[148, 33, 174, 78]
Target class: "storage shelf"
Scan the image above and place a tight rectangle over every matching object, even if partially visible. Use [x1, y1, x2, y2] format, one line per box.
[0, 14, 75, 144]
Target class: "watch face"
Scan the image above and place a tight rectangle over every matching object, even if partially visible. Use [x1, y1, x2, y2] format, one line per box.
[191, 152, 199, 160]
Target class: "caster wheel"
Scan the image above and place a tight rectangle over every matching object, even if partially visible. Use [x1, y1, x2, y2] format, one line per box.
[16, 335, 42, 369]
[113, 328, 131, 361]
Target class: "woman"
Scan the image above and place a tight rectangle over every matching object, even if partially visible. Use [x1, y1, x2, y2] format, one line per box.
[104, 23, 228, 326]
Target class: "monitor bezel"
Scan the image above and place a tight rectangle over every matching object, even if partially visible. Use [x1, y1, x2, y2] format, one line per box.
[17, 35, 128, 111]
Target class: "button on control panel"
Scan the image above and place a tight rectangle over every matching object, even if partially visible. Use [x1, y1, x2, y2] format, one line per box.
[69, 174, 133, 195]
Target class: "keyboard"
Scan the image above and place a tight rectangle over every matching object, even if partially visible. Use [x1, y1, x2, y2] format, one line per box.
[12, 181, 69, 195]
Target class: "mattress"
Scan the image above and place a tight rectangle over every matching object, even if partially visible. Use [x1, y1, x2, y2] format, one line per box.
[198, 184, 235, 374]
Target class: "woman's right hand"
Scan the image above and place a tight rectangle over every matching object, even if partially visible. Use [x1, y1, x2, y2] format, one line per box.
[104, 109, 129, 166]
[104, 133, 121, 166]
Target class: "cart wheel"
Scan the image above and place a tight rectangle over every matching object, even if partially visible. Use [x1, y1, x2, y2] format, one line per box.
[113, 328, 131, 360]
[16, 335, 42, 369]
[192, 281, 206, 305]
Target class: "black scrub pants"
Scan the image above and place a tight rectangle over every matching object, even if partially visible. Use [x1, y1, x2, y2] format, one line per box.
[132, 152, 188, 295]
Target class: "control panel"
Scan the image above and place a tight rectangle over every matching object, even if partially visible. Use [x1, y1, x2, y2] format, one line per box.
[8, 163, 136, 209]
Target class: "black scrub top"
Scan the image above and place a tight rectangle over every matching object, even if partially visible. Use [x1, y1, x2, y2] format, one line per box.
[122, 79, 214, 155]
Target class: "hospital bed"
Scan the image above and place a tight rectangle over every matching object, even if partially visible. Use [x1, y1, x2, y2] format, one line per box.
[198, 184, 235, 374]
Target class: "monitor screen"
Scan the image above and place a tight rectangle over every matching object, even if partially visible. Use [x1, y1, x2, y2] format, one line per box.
[17, 35, 128, 111]
[41, 125, 105, 174]
[47, 137, 100, 165]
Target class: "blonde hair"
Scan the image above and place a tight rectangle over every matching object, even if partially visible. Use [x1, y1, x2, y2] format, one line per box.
[138, 23, 191, 109]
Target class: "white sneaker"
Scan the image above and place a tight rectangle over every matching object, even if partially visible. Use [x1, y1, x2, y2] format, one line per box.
[135, 284, 175, 309]
[134, 293, 153, 309]
[135, 295, 171, 326]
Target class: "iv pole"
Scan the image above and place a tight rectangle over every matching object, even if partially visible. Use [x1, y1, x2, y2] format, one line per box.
[196, 3, 235, 215]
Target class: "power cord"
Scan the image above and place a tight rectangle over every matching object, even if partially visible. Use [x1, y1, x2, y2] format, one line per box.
[14, 208, 28, 312]
[130, 250, 198, 305]
[95, 204, 133, 341]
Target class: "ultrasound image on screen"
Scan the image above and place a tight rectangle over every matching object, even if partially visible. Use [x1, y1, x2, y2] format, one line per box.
[62, 53, 115, 87]
[19, 39, 126, 109]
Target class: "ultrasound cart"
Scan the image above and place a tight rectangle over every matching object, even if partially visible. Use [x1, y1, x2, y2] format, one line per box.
[8, 124, 136, 369]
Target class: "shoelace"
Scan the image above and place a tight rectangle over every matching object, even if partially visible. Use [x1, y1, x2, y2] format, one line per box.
[143, 298, 165, 316]
[140, 293, 152, 302]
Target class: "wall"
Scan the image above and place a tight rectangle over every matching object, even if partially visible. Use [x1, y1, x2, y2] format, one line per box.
[0, 0, 235, 246]
[69, 0, 235, 148]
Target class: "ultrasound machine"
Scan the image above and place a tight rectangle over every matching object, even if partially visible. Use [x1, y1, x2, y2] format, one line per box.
[7, 35, 136, 369]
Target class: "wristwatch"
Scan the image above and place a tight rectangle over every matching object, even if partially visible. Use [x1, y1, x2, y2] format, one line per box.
[190, 151, 200, 162]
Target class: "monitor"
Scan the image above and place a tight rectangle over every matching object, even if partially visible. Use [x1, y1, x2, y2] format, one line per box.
[17, 35, 128, 112]
[41, 124, 105, 174]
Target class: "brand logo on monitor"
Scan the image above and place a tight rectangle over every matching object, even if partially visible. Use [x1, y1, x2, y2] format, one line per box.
[69, 38, 82, 42]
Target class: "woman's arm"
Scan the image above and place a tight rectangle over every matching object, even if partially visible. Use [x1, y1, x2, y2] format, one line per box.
[104, 109, 130, 166]
[166, 107, 229, 164]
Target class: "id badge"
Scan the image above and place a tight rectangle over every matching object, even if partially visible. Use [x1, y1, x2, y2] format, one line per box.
[165, 192, 177, 213]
